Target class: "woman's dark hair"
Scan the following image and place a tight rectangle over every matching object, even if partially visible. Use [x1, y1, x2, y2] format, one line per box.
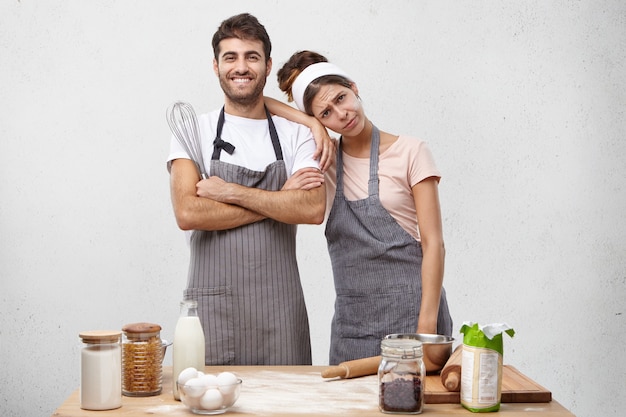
[212, 13, 272, 62]
[277, 50, 353, 115]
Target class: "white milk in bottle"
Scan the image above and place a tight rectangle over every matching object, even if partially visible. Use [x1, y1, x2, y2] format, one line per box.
[172, 299, 205, 400]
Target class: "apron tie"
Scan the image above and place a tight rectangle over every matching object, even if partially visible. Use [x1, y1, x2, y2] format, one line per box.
[211, 106, 279, 160]
[212, 106, 236, 159]
[213, 137, 236, 155]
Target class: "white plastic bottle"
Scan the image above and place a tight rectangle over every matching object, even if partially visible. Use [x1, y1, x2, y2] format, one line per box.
[172, 299, 206, 400]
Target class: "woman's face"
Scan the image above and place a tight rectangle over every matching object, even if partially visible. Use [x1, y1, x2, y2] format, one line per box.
[309, 83, 365, 137]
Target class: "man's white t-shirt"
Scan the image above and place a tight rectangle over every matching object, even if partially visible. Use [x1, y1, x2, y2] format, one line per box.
[167, 110, 319, 175]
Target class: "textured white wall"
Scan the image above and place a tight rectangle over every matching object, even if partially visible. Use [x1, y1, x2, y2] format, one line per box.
[1, 1, 624, 416]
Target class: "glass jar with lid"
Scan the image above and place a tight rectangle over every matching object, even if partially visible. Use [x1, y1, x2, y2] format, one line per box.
[378, 334, 425, 414]
[79, 330, 122, 410]
[121, 322, 163, 397]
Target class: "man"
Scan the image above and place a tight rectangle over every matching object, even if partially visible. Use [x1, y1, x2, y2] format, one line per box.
[167, 13, 326, 365]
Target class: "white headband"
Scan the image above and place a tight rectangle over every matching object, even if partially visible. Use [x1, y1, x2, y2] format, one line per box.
[291, 62, 350, 111]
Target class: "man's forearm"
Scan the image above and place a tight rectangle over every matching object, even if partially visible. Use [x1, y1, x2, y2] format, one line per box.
[174, 194, 265, 231]
[170, 159, 266, 231]
[221, 182, 326, 225]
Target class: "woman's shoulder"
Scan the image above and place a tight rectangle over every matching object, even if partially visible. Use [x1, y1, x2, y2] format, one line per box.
[395, 134, 428, 147]
[384, 135, 432, 156]
[383, 135, 439, 175]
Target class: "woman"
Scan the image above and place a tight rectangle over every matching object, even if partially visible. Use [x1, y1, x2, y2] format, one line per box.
[273, 51, 453, 365]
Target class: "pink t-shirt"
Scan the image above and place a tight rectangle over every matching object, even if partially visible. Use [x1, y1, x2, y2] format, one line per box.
[325, 135, 440, 241]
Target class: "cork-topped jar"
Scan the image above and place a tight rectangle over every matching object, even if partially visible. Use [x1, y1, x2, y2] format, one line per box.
[122, 322, 163, 397]
[79, 330, 122, 410]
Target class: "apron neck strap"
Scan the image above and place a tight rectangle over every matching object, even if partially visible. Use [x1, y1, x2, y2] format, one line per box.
[367, 126, 381, 196]
[212, 106, 283, 161]
[265, 106, 283, 161]
[336, 125, 381, 196]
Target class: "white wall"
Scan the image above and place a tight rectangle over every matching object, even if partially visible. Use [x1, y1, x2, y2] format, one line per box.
[1, 1, 624, 416]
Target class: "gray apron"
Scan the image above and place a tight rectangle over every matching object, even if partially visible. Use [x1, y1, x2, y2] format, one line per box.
[184, 107, 312, 365]
[325, 125, 453, 365]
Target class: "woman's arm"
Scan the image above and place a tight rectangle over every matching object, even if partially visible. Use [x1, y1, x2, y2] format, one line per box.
[264, 96, 334, 172]
[413, 177, 446, 334]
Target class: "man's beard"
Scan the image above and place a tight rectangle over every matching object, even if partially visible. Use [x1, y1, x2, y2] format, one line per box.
[219, 74, 266, 107]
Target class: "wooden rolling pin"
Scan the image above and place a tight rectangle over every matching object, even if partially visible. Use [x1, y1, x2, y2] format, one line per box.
[321, 355, 382, 379]
[440, 344, 463, 391]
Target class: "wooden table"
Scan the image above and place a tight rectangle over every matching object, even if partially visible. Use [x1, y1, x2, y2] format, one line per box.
[52, 366, 576, 416]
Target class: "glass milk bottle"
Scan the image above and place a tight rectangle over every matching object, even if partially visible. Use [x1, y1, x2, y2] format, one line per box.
[79, 330, 122, 410]
[172, 299, 205, 400]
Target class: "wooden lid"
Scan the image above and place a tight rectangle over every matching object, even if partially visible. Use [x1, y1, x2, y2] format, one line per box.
[122, 322, 161, 336]
[79, 330, 122, 344]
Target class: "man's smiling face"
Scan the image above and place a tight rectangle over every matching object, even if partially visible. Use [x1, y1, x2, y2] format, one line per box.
[213, 37, 271, 108]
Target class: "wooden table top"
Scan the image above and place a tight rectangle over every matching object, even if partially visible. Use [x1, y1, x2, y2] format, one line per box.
[52, 365, 576, 417]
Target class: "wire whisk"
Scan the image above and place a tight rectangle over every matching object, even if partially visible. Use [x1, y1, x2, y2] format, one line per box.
[166, 101, 208, 179]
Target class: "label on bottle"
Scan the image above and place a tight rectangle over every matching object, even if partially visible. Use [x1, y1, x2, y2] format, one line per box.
[460, 344, 502, 412]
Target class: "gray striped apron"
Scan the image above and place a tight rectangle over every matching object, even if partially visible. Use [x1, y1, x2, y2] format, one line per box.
[325, 125, 453, 365]
[184, 107, 312, 365]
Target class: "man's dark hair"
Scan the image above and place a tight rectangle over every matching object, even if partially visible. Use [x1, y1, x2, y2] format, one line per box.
[212, 13, 272, 62]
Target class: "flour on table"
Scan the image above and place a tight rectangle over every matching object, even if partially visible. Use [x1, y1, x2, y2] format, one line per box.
[232, 370, 379, 415]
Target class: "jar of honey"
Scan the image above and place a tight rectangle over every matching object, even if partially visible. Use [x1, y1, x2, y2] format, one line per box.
[121, 322, 163, 396]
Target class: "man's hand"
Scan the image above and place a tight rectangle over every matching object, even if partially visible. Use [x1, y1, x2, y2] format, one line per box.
[282, 168, 325, 191]
[196, 176, 231, 203]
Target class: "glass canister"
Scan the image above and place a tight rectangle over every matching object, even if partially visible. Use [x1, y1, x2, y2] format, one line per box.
[79, 330, 122, 411]
[378, 334, 425, 414]
[121, 322, 163, 396]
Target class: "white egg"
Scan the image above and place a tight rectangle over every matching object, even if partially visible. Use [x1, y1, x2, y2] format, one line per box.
[183, 377, 208, 398]
[221, 390, 237, 406]
[177, 367, 200, 385]
[216, 371, 238, 394]
[200, 388, 223, 410]
[200, 373, 219, 388]
[181, 392, 202, 409]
